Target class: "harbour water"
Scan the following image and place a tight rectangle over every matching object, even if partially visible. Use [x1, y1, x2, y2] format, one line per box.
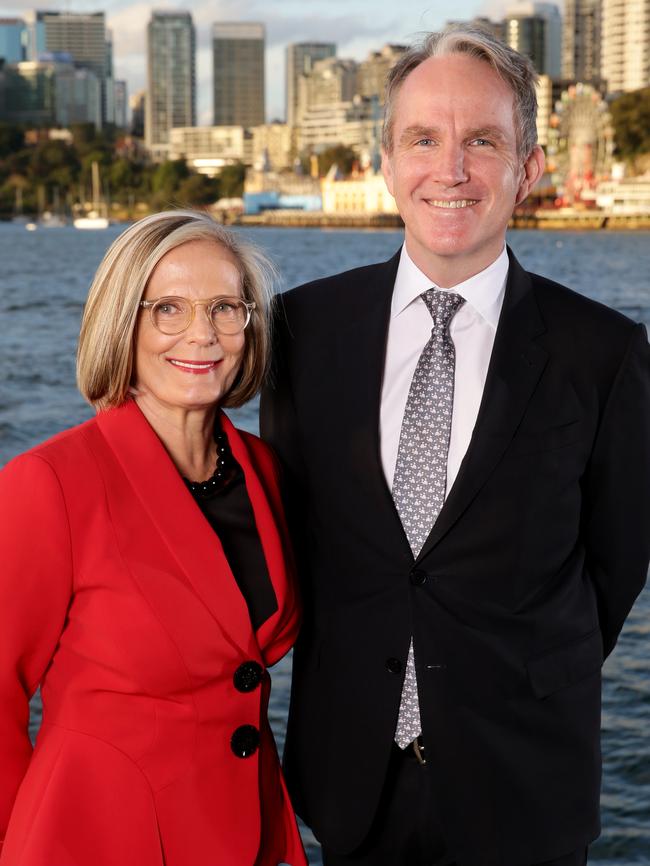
[0, 223, 649, 864]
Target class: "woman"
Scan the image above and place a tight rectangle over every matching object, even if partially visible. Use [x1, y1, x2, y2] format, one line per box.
[0, 210, 307, 866]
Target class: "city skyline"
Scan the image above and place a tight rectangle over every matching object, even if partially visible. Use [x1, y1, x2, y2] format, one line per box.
[0, 0, 542, 122]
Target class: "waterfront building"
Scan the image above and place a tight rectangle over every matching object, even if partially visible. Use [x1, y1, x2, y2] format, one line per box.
[251, 123, 295, 171]
[244, 169, 322, 215]
[504, 2, 562, 77]
[168, 126, 252, 176]
[321, 168, 399, 216]
[296, 57, 357, 124]
[146, 11, 196, 161]
[596, 173, 650, 214]
[562, 0, 601, 83]
[24, 11, 108, 124]
[286, 42, 336, 126]
[212, 22, 265, 127]
[601, 0, 650, 94]
[297, 96, 381, 160]
[0, 18, 26, 64]
[356, 44, 407, 104]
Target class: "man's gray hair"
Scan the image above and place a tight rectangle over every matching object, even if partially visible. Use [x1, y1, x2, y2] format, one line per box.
[382, 24, 539, 159]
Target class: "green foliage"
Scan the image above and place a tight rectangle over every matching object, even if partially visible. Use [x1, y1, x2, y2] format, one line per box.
[217, 162, 246, 198]
[0, 123, 24, 159]
[317, 144, 357, 177]
[0, 123, 230, 218]
[176, 173, 220, 206]
[610, 88, 650, 159]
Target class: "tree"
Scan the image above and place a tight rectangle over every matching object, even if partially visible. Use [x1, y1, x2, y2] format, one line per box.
[0, 123, 24, 159]
[317, 144, 357, 177]
[609, 87, 650, 159]
[217, 162, 246, 198]
[176, 173, 220, 206]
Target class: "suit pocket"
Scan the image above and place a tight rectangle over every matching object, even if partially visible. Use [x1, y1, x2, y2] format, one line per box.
[510, 419, 584, 456]
[527, 628, 603, 699]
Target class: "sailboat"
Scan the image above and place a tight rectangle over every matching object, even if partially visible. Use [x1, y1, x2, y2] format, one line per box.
[74, 162, 109, 229]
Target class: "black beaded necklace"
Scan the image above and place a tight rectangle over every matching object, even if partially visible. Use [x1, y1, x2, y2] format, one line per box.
[183, 425, 238, 499]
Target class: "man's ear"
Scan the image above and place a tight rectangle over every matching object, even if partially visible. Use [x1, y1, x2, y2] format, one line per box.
[381, 149, 395, 197]
[516, 145, 546, 205]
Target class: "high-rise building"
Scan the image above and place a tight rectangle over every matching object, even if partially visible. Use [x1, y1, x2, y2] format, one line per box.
[446, 17, 506, 42]
[562, 0, 601, 83]
[0, 55, 101, 128]
[24, 11, 108, 123]
[601, 0, 650, 93]
[212, 22, 265, 127]
[356, 44, 407, 104]
[130, 89, 145, 138]
[296, 57, 358, 125]
[286, 42, 336, 126]
[0, 18, 26, 64]
[505, 2, 562, 77]
[114, 80, 127, 129]
[146, 11, 196, 160]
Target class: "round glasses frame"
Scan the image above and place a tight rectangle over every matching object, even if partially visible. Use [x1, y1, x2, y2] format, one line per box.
[139, 295, 256, 336]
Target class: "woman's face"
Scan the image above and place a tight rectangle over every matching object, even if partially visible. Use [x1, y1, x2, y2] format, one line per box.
[133, 239, 246, 416]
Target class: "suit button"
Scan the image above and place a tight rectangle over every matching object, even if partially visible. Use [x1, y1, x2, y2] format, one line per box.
[234, 661, 264, 692]
[231, 725, 260, 758]
[386, 657, 402, 674]
[410, 569, 428, 586]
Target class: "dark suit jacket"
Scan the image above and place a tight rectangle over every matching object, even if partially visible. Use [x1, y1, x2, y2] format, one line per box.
[260, 248, 650, 866]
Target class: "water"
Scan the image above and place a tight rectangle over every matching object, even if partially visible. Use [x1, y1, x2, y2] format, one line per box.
[1, 223, 649, 865]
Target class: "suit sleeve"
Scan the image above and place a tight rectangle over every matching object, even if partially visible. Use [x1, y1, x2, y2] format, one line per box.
[259, 294, 310, 570]
[582, 323, 650, 657]
[0, 454, 73, 848]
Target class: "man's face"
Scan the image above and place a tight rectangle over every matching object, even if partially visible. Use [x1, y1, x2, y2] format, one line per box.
[382, 53, 544, 286]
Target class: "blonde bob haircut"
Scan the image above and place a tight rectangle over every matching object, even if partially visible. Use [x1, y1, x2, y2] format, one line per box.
[77, 209, 276, 411]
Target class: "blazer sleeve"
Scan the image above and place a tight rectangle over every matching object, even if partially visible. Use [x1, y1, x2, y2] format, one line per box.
[582, 323, 650, 657]
[0, 454, 73, 848]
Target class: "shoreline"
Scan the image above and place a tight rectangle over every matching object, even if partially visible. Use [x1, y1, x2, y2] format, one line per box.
[234, 210, 650, 231]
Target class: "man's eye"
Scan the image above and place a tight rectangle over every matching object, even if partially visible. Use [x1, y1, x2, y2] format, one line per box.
[416, 138, 435, 146]
[471, 138, 492, 146]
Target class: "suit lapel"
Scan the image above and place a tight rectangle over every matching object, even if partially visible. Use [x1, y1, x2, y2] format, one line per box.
[416, 250, 548, 562]
[97, 400, 254, 655]
[335, 251, 411, 546]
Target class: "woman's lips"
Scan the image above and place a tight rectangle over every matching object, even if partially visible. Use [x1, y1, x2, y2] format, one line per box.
[167, 358, 222, 375]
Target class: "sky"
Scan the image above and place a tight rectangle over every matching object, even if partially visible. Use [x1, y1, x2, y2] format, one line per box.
[3, 0, 563, 123]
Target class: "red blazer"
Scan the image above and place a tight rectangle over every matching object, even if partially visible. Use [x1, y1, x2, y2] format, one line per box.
[0, 400, 306, 866]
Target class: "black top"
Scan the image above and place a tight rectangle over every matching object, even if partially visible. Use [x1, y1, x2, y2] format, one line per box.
[185, 431, 278, 632]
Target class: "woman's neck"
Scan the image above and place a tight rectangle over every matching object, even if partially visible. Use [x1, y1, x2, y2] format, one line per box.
[134, 394, 219, 482]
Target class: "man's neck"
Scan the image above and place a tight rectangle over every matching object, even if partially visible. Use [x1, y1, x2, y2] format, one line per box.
[404, 237, 506, 289]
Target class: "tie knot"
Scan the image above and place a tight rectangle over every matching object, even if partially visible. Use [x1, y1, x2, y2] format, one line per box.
[421, 288, 464, 330]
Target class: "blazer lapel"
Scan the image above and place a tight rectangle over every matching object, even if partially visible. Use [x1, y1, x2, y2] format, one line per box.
[416, 250, 548, 562]
[97, 401, 254, 655]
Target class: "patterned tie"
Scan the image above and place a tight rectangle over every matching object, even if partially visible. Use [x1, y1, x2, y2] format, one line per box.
[392, 288, 464, 749]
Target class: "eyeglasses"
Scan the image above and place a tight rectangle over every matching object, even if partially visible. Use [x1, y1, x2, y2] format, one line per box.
[139, 295, 256, 336]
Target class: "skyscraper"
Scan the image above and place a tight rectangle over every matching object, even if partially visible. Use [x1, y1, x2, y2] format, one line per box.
[286, 42, 336, 126]
[24, 11, 108, 123]
[601, 0, 650, 93]
[505, 2, 562, 77]
[146, 11, 196, 160]
[562, 0, 601, 82]
[212, 22, 265, 127]
[0, 18, 26, 64]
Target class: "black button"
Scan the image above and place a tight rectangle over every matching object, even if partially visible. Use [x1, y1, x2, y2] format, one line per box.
[231, 724, 260, 758]
[386, 657, 402, 674]
[233, 661, 264, 692]
[410, 569, 428, 586]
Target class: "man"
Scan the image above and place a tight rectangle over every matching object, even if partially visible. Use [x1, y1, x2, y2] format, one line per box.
[260, 24, 650, 866]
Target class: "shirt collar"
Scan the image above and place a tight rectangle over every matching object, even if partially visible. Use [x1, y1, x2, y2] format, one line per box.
[391, 244, 508, 330]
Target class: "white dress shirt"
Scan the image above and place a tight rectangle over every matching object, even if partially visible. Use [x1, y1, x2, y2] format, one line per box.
[380, 245, 509, 494]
